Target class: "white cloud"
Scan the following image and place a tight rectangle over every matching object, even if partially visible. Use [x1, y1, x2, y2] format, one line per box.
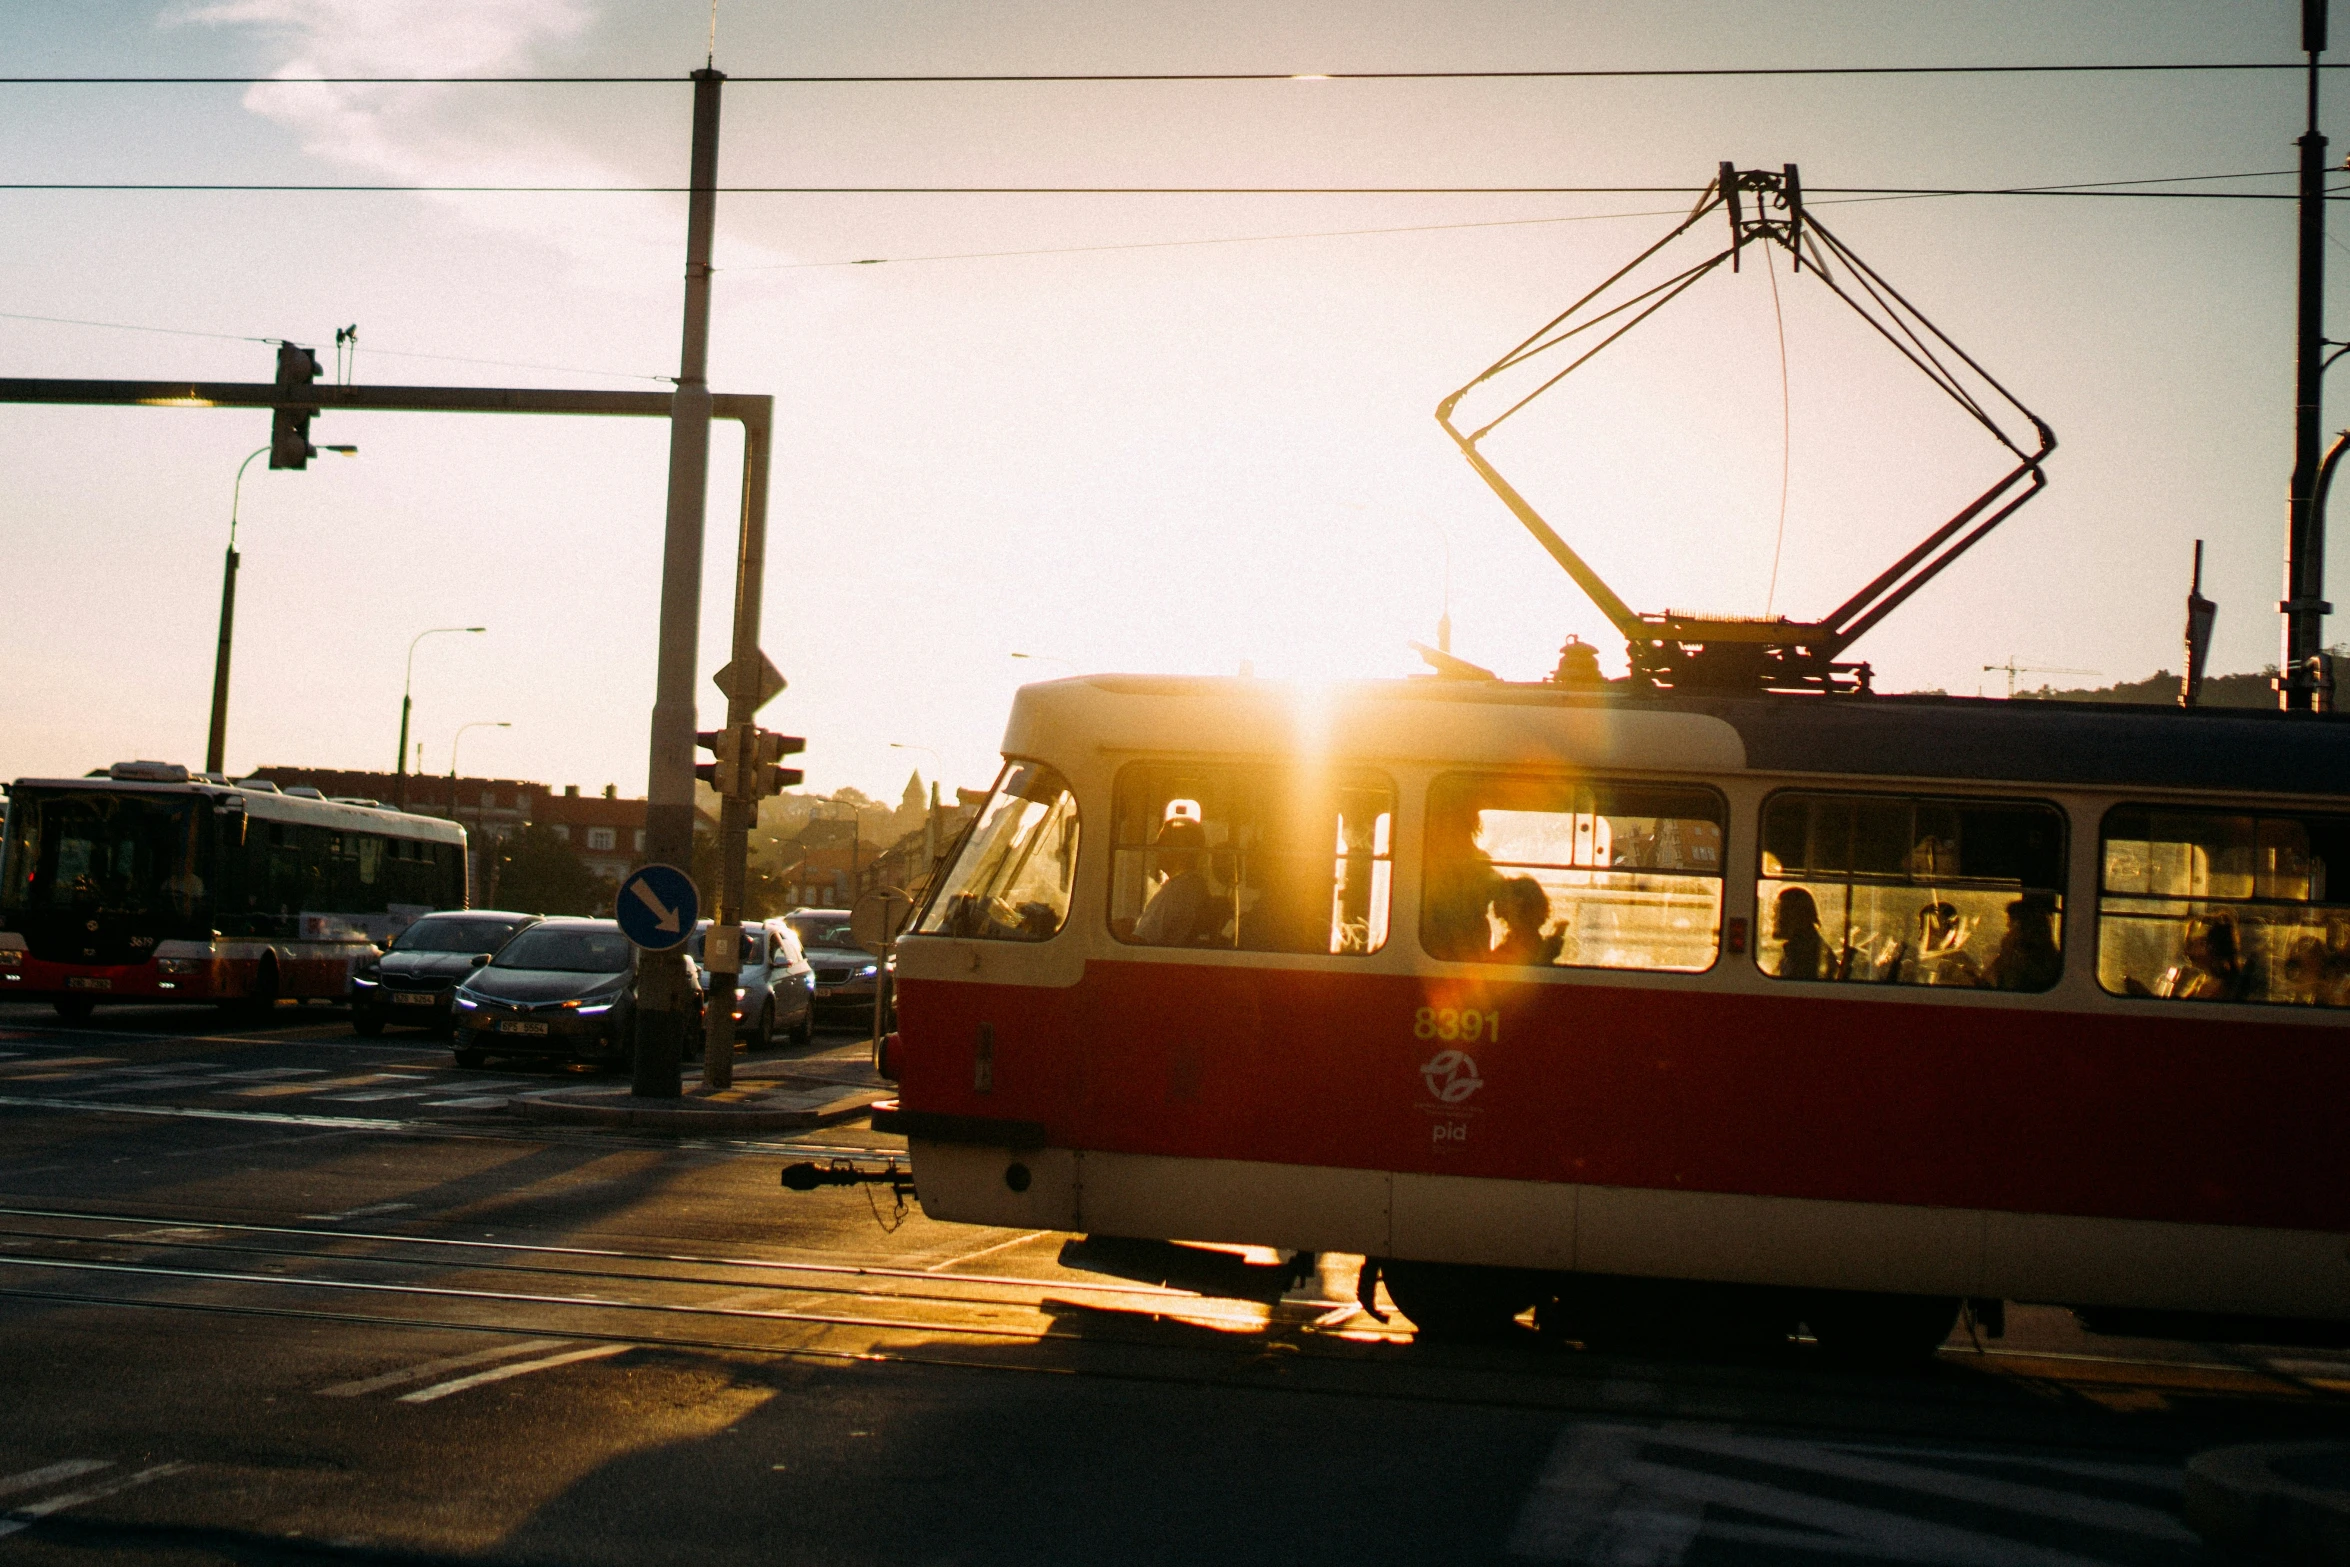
[169, 0, 793, 292]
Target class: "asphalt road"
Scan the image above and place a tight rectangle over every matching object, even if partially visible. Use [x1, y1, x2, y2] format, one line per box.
[0, 999, 2343, 1566]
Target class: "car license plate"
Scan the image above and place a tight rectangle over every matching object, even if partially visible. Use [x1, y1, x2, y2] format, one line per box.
[66, 977, 111, 991]
[814, 986, 836, 998]
[391, 992, 436, 1007]
[499, 1020, 549, 1035]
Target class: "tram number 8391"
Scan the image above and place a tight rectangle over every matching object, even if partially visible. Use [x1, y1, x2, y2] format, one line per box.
[1413, 1007, 1500, 1043]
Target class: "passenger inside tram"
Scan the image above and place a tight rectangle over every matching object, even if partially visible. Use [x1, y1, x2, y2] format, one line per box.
[1982, 894, 2065, 991]
[2155, 914, 2247, 1001]
[1770, 886, 1829, 980]
[1489, 875, 1562, 966]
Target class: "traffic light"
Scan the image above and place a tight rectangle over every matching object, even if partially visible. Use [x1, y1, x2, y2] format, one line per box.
[270, 343, 321, 469]
[696, 724, 804, 800]
[695, 725, 747, 796]
[747, 729, 805, 796]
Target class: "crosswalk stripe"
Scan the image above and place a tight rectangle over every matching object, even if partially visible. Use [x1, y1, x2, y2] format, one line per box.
[0, 1462, 184, 1539]
[0, 1460, 110, 1501]
[1647, 1429, 2196, 1541]
[319, 1337, 570, 1398]
[1508, 1423, 2193, 1566]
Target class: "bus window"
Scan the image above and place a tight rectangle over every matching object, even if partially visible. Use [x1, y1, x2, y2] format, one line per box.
[1757, 792, 2065, 991]
[914, 762, 1081, 942]
[2098, 805, 2350, 1005]
[1422, 775, 1723, 972]
[1108, 764, 1393, 954]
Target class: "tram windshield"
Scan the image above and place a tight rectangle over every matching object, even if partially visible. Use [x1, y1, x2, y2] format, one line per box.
[1108, 764, 1393, 954]
[1423, 774, 1723, 971]
[0, 787, 206, 921]
[1757, 791, 2066, 991]
[916, 762, 1080, 942]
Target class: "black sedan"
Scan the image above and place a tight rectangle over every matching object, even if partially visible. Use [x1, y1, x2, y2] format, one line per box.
[449, 918, 684, 1069]
[783, 908, 882, 1023]
[350, 911, 537, 1037]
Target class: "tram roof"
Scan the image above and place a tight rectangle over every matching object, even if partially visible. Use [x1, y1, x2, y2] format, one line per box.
[1003, 676, 2350, 800]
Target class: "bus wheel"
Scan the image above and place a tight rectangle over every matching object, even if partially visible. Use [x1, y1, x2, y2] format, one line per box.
[1382, 1261, 1543, 1342]
[52, 997, 95, 1023]
[1805, 1291, 1961, 1369]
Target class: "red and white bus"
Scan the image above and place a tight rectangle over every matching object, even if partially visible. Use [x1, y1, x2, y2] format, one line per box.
[883, 676, 2350, 1355]
[1, 761, 467, 1020]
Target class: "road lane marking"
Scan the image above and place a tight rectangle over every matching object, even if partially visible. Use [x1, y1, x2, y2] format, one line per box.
[319, 1337, 569, 1397]
[0, 1462, 185, 1539]
[425, 1095, 511, 1108]
[0, 1460, 111, 1500]
[0, 1094, 405, 1130]
[398, 1343, 628, 1403]
[214, 1068, 327, 1081]
[70, 1077, 223, 1095]
[926, 1230, 1051, 1272]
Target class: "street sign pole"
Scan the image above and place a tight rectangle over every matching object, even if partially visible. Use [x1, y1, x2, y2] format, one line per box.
[637, 66, 726, 1098]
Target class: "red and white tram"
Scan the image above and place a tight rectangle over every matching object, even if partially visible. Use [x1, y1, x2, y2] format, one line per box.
[1, 761, 467, 1019]
[884, 675, 2350, 1354]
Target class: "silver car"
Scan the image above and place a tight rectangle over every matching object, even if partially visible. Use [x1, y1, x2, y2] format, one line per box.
[688, 919, 814, 1049]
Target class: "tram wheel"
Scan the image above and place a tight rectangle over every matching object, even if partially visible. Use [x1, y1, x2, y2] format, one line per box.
[1804, 1291, 1962, 1369]
[52, 997, 95, 1023]
[1382, 1261, 1544, 1342]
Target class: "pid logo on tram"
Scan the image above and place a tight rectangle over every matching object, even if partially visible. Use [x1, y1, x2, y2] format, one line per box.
[1420, 1048, 1484, 1104]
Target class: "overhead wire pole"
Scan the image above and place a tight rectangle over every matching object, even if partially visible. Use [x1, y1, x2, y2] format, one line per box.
[638, 65, 727, 1098]
[2286, 0, 2335, 711]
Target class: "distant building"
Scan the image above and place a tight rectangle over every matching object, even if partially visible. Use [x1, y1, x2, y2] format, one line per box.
[538, 784, 656, 885]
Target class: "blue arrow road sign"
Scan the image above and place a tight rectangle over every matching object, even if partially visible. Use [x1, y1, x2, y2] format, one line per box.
[615, 863, 698, 950]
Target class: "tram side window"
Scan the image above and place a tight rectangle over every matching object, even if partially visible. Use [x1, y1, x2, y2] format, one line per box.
[2098, 806, 2350, 1005]
[1757, 792, 2066, 991]
[1106, 763, 1394, 954]
[1422, 774, 1725, 972]
[914, 761, 1081, 942]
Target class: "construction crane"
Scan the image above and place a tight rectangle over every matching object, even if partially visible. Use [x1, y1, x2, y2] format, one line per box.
[1981, 659, 2101, 700]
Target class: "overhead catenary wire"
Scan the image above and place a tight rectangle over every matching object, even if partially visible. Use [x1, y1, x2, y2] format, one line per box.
[0, 181, 2332, 197]
[0, 309, 673, 384]
[10, 62, 2350, 83]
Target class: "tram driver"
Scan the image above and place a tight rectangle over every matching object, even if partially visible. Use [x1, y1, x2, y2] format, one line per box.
[1133, 817, 1228, 946]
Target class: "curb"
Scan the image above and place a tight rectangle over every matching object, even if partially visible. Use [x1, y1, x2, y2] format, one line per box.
[506, 1085, 887, 1133]
[2185, 1443, 2350, 1565]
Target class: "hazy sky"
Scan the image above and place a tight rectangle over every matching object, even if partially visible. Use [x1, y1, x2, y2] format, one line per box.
[0, 1, 2338, 799]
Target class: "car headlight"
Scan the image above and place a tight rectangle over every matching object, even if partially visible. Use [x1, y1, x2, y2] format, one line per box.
[454, 994, 480, 1011]
[856, 963, 878, 978]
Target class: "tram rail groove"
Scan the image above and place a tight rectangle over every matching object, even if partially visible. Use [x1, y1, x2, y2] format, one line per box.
[6, 1204, 2345, 1391]
[0, 1279, 2271, 1453]
[0, 1203, 1198, 1300]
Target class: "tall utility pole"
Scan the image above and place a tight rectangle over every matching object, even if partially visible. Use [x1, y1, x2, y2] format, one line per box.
[2283, 0, 2334, 710]
[635, 67, 726, 1098]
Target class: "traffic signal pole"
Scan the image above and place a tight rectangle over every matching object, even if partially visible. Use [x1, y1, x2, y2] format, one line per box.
[698, 405, 771, 1092]
[636, 66, 725, 1098]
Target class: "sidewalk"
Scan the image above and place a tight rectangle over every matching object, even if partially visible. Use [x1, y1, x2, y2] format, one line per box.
[507, 1048, 890, 1134]
[2186, 1442, 2350, 1564]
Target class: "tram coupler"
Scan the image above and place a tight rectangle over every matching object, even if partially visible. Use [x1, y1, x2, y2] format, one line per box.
[779, 1157, 913, 1197]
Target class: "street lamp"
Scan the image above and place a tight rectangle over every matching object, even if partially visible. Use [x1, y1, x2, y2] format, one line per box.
[396, 626, 487, 810]
[1009, 651, 1076, 673]
[205, 442, 359, 774]
[450, 721, 511, 787]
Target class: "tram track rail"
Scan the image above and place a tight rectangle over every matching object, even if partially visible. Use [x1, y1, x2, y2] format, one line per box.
[0, 1201, 2342, 1452]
